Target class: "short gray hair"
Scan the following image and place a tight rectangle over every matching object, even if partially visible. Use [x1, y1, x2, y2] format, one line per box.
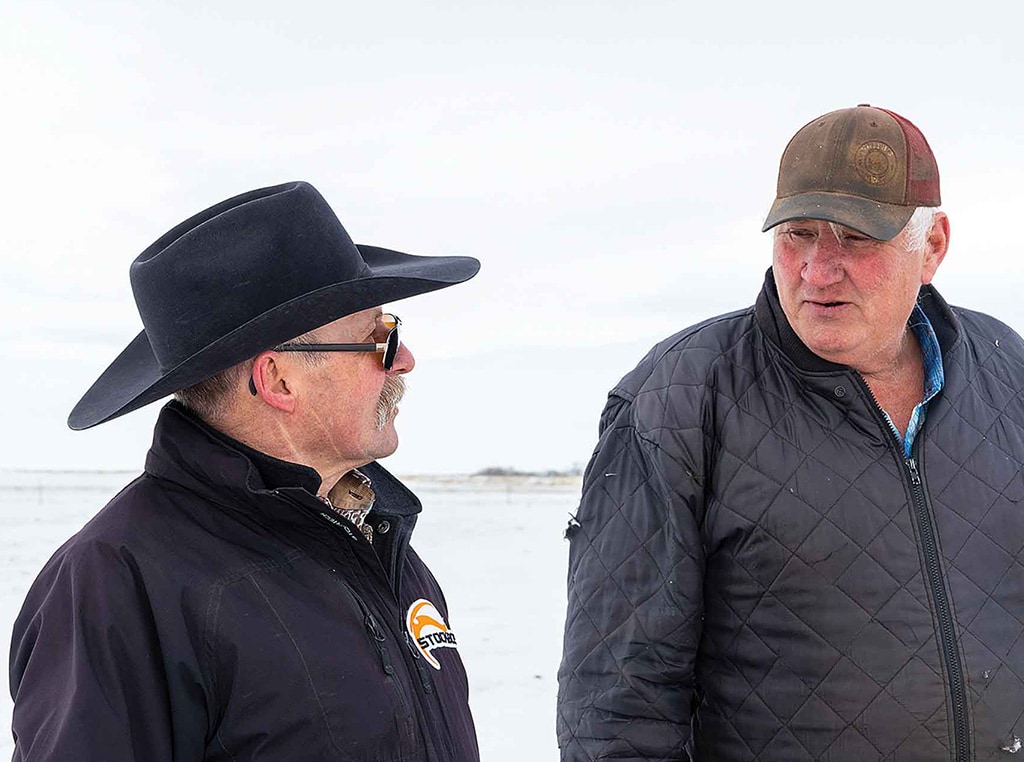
[825, 206, 938, 251]
[173, 325, 330, 422]
[899, 206, 939, 251]
[173, 361, 251, 422]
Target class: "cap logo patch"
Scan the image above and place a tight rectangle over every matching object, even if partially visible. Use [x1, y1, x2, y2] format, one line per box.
[854, 141, 898, 185]
[406, 599, 458, 670]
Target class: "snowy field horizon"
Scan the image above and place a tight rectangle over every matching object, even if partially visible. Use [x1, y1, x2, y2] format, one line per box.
[0, 469, 578, 760]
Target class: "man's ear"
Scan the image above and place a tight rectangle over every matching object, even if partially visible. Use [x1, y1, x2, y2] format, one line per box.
[921, 212, 950, 284]
[250, 353, 296, 413]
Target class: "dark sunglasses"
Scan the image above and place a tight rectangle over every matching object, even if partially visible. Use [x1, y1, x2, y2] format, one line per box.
[248, 314, 402, 395]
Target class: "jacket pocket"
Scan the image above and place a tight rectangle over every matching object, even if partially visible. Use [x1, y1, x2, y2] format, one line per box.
[208, 560, 424, 761]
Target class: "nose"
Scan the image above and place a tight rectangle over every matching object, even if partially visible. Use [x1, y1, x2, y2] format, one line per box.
[801, 234, 845, 288]
[389, 342, 415, 375]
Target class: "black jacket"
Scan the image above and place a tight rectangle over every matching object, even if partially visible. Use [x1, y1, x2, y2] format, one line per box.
[10, 403, 479, 761]
[558, 271, 1024, 761]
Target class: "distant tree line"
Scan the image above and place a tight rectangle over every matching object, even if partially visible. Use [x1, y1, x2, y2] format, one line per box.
[473, 465, 583, 477]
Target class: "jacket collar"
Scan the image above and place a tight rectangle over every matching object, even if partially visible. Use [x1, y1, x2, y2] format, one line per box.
[754, 267, 961, 372]
[143, 402, 422, 522]
[191, 405, 324, 493]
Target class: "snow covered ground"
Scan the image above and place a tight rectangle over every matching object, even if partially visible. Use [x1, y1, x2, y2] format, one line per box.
[0, 470, 580, 760]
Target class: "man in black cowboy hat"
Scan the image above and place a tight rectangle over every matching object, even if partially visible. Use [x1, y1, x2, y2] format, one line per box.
[558, 106, 1024, 760]
[9, 182, 481, 761]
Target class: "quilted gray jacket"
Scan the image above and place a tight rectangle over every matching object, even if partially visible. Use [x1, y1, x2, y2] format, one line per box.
[558, 271, 1024, 761]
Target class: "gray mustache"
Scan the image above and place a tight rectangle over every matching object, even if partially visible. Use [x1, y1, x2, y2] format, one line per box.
[376, 375, 407, 430]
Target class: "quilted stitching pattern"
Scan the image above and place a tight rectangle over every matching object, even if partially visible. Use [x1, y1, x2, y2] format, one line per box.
[557, 291, 1024, 761]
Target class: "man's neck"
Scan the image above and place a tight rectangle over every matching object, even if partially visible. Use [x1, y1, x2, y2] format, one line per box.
[172, 403, 323, 493]
[220, 418, 368, 498]
[858, 331, 925, 437]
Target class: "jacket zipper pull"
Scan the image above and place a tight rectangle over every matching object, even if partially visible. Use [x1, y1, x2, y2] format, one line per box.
[906, 457, 922, 486]
[405, 631, 435, 693]
[365, 612, 394, 675]
[404, 629, 421, 659]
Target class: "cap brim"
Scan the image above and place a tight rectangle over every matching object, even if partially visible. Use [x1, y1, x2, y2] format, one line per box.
[68, 247, 480, 430]
[761, 191, 916, 241]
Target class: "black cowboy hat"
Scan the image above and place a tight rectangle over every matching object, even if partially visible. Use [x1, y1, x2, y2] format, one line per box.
[68, 181, 480, 430]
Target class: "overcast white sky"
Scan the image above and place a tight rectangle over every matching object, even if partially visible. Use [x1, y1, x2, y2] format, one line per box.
[2, 1, 1022, 475]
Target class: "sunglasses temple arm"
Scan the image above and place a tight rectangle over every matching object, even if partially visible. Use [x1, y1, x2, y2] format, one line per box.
[249, 336, 394, 393]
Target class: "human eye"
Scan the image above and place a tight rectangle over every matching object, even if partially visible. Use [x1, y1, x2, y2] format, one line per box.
[840, 232, 875, 248]
[783, 226, 816, 241]
[370, 319, 391, 342]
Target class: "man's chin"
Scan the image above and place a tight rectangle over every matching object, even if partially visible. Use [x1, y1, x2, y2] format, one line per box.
[373, 422, 400, 460]
[804, 339, 859, 366]
[374, 442, 399, 462]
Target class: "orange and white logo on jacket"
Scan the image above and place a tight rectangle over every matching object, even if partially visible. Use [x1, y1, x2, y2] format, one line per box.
[406, 598, 458, 671]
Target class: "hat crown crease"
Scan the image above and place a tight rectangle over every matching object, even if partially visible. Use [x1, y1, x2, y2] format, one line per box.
[129, 182, 368, 371]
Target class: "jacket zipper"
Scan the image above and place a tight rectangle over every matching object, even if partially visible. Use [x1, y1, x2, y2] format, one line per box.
[358, 600, 395, 676]
[384, 517, 433, 693]
[404, 631, 436, 692]
[311, 498, 433, 691]
[852, 377, 969, 760]
[278, 489, 446, 758]
[906, 455, 970, 762]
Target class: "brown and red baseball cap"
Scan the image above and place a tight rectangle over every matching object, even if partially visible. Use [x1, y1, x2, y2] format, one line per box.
[762, 104, 941, 241]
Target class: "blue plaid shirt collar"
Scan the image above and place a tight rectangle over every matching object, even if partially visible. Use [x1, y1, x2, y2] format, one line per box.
[885, 303, 944, 456]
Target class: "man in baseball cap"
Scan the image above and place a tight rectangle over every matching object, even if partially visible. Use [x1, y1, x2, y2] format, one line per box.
[559, 106, 1024, 760]
[11, 182, 481, 761]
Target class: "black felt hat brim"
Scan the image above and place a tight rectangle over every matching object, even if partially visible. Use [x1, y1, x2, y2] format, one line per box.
[68, 246, 478, 430]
